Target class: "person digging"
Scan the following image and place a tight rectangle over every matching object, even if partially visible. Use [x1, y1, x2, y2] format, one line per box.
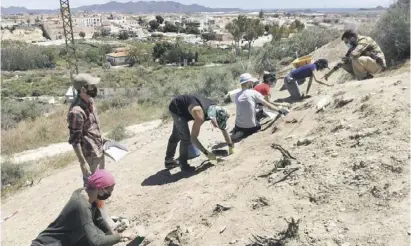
[165, 94, 234, 172]
[31, 170, 137, 246]
[232, 73, 289, 141]
[283, 59, 332, 101]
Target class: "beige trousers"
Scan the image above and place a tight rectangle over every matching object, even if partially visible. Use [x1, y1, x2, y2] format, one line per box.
[343, 56, 382, 80]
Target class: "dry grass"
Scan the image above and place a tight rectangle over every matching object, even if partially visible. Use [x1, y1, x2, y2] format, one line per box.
[1, 102, 162, 155]
[1, 152, 77, 199]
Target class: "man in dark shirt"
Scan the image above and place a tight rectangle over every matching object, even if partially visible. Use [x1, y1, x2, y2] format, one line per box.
[165, 94, 234, 172]
[31, 170, 135, 246]
[284, 59, 330, 100]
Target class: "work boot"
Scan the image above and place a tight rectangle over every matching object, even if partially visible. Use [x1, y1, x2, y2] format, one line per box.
[165, 158, 178, 169]
[181, 165, 196, 172]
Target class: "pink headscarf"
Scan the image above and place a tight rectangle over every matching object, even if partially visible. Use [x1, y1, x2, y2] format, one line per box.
[87, 169, 115, 189]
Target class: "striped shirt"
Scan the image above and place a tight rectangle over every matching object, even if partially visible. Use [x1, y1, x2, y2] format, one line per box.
[67, 96, 103, 158]
[350, 35, 386, 67]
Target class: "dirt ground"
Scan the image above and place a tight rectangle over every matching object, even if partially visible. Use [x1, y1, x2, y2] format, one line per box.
[1, 63, 410, 246]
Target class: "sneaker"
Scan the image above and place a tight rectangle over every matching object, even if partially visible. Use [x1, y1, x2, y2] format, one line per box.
[180, 164, 196, 172]
[165, 159, 178, 169]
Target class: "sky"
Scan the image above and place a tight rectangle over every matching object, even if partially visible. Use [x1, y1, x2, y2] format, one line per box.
[1, 0, 394, 10]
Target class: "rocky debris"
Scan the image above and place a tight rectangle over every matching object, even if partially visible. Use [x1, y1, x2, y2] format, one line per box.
[349, 128, 380, 139]
[352, 161, 367, 171]
[212, 204, 232, 216]
[164, 226, 184, 246]
[229, 239, 239, 244]
[361, 93, 372, 102]
[297, 137, 313, 146]
[251, 197, 270, 210]
[285, 118, 298, 124]
[334, 97, 354, 108]
[246, 218, 301, 246]
[316, 95, 332, 112]
[331, 120, 351, 132]
[393, 80, 402, 86]
[112, 217, 131, 233]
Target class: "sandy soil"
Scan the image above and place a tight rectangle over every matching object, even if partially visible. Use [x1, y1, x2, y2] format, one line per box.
[1, 67, 409, 246]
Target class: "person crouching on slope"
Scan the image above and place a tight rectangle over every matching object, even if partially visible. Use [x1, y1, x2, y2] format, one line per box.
[31, 170, 136, 246]
[232, 73, 289, 141]
[340, 29, 386, 80]
[165, 94, 234, 172]
[284, 59, 330, 101]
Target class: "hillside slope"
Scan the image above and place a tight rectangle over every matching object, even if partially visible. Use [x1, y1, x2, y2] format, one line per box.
[2, 68, 409, 246]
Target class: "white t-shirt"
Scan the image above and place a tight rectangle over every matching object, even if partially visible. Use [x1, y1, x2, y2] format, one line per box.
[235, 89, 265, 128]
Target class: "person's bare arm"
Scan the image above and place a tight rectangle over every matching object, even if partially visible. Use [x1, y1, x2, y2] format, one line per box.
[260, 99, 281, 112]
[221, 129, 233, 147]
[189, 106, 208, 155]
[313, 74, 333, 86]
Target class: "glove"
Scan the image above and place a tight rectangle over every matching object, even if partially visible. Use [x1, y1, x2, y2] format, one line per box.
[228, 146, 235, 155]
[206, 152, 217, 161]
[278, 108, 289, 116]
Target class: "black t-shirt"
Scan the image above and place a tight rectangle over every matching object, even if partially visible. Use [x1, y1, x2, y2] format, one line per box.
[169, 94, 216, 121]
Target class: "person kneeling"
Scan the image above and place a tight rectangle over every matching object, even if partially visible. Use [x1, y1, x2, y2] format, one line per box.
[31, 170, 136, 246]
[232, 73, 289, 141]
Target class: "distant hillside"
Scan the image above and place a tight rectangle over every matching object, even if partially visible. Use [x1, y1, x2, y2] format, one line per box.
[1, 1, 241, 15]
[357, 6, 386, 11]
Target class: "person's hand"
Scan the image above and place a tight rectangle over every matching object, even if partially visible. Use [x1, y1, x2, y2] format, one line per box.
[228, 146, 235, 155]
[206, 152, 217, 160]
[119, 229, 137, 241]
[80, 163, 91, 176]
[103, 138, 112, 144]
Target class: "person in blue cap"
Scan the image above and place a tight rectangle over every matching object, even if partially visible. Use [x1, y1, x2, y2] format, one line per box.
[284, 59, 331, 100]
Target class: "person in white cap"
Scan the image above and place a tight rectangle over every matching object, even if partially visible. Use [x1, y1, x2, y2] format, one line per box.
[232, 73, 289, 140]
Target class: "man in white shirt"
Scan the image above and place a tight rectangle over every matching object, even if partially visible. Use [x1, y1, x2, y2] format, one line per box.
[232, 73, 289, 140]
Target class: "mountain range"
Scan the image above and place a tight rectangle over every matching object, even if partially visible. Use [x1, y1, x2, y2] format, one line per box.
[1, 1, 241, 15]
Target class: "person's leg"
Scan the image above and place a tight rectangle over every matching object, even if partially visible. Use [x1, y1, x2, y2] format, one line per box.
[352, 56, 382, 80]
[284, 76, 302, 100]
[342, 60, 355, 75]
[174, 116, 193, 171]
[165, 112, 180, 168]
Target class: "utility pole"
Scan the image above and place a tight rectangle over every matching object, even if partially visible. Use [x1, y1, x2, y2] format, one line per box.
[59, 0, 78, 98]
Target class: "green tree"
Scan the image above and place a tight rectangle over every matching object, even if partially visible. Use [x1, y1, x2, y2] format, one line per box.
[118, 31, 129, 40]
[270, 24, 289, 42]
[225, 15, 248, 56]
[152, 41, 174, 59]
[149, 20, 159, 31]
[244, 18, 265, 58]
[259, 9, 264, 19]
[163, 22, 178, 32]
[100, 28, 110, 37]
[79, 31, 86, 39]
[156, 15, 164, 24]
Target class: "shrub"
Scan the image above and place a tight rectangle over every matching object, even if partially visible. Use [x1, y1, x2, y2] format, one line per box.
[371, 0, 410, 65]
[1, 45, 55, 71]
[1, 100, 45, 129]
[1, 161, 25, 186]
[254, 26, 339, 74]
[107, 124, 128, 141]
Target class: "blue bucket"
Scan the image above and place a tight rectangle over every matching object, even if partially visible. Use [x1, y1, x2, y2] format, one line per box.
[187, 144, 201, 160]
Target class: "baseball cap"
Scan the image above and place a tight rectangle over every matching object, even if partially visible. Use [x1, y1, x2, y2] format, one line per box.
[73, 73, 101, 90]
[239, 73, 258, 84]
[207, 105, 229, 130]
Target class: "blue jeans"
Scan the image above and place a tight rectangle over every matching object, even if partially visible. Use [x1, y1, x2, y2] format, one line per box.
[284, 75, 302, 100]
[165, 112, 191, 166]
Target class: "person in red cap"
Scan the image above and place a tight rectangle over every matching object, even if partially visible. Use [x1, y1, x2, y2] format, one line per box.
[31, 170, 136, 246]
